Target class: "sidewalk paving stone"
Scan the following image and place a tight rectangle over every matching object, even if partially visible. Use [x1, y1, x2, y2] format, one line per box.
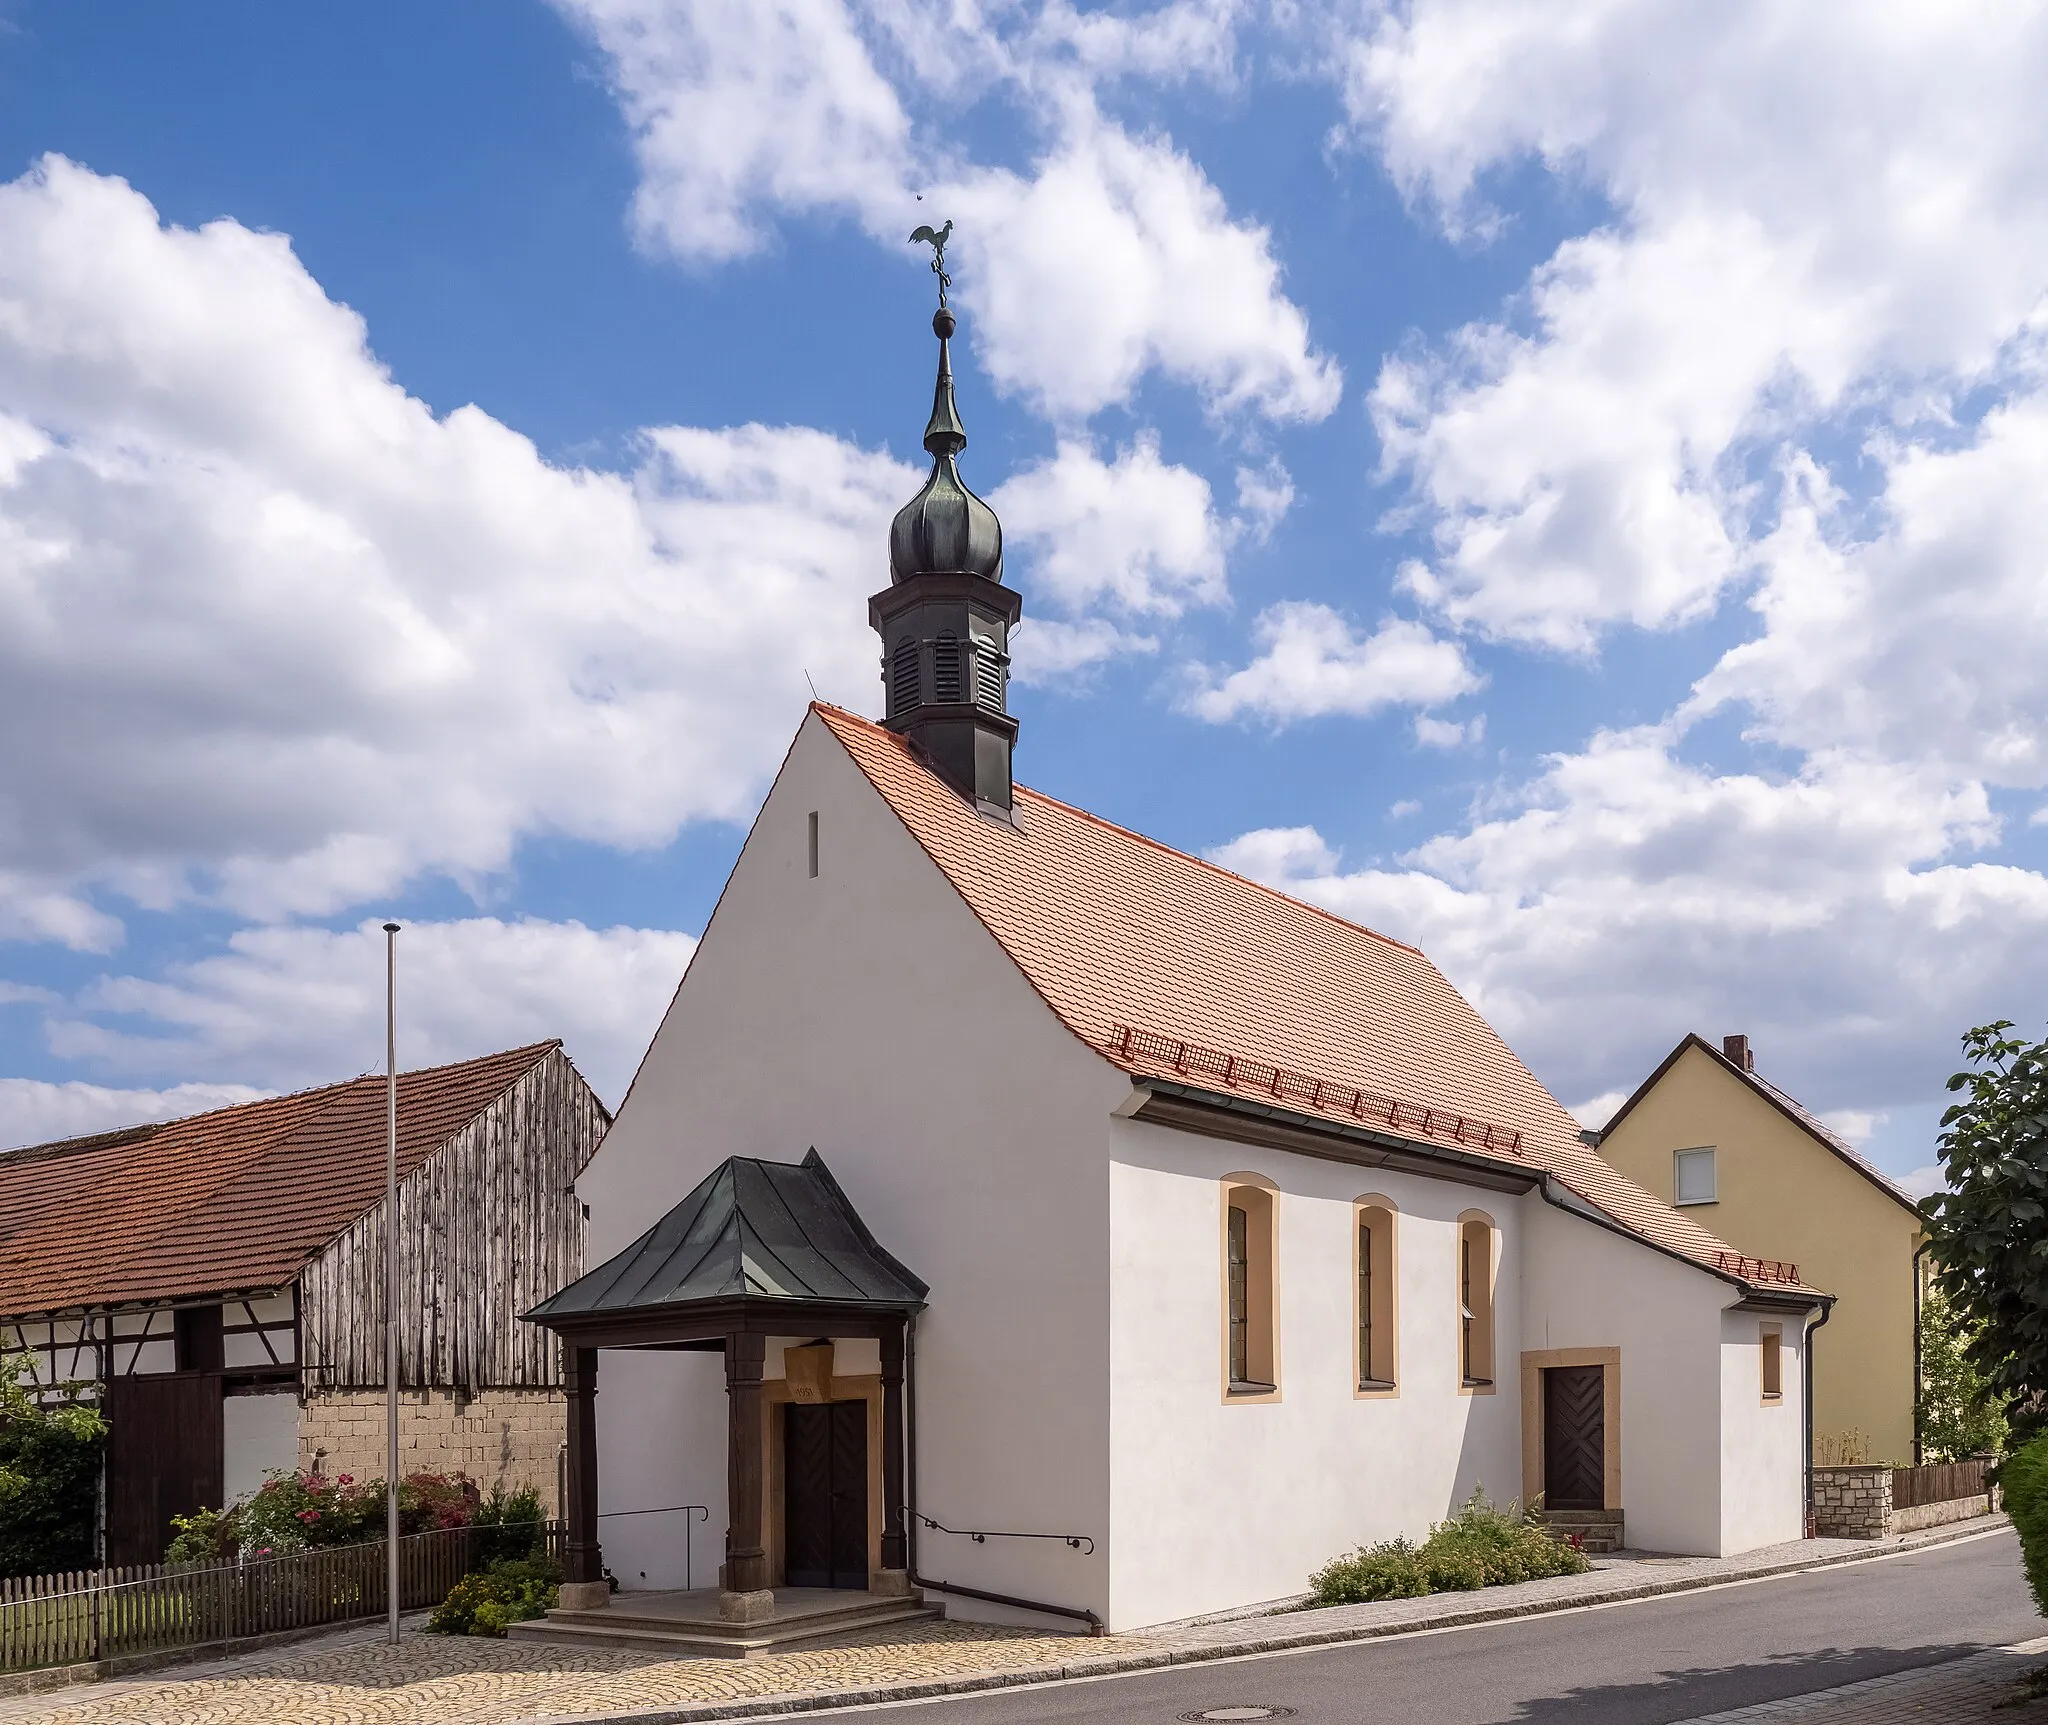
[0, 1514, 2010, 1725]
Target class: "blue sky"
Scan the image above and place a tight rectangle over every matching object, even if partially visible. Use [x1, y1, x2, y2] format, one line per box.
[2, 1, 2046, 1193]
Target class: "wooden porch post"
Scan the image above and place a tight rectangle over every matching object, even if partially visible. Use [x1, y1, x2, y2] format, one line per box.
[880, 1321, 909, 1578]
[722, 1331, 773, 1617]
[560, 1345, 606, 1607]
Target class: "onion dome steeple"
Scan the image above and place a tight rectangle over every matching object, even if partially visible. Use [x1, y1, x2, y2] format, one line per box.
[869, 223, 1021, 814]
[887, 305, 1005, 585]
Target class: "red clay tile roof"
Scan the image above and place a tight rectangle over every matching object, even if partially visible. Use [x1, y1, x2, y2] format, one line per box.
[0, 1043, 566, 1318]
[815, 704, 1821, 1298]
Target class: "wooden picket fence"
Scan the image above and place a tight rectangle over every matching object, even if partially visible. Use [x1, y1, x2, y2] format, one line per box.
[0, 1521, 561, 1674]
[1891, 1456, 1993, 1511]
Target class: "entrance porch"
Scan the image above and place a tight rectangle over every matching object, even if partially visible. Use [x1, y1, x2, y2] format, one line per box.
[520, 1151, 931, 1655]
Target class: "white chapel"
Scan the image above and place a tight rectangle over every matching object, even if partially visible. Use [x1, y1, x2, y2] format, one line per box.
[521, 282, 1828, 1645]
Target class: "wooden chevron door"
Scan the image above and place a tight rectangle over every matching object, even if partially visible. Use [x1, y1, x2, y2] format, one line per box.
[1543, 1365, 1607, 1510]
[783, 1401, 869, 1588]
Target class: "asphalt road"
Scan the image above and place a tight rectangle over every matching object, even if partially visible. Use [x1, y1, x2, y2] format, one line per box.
[859, 1529, 2034, 1724]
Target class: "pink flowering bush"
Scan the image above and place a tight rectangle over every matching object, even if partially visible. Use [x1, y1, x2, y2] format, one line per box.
[165, 1468, 483, 1563]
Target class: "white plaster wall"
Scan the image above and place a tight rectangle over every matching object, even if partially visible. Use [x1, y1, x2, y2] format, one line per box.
[1521, 1197, 1729, 1555]
[223, 1392, 299, 1505]
[1718, 1309, 1807, 1553]
[577, 713, 1124, 1619]
[1107, 1129, 1523, 1627]
[595, 1348, 726, 1590]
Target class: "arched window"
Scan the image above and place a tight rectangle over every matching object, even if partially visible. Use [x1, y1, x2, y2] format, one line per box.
[1222, 1176, 1278, 1400]
[1355, 1199, 1398, 1394]
[933, 631, 962, 702]
[890, 636, 920, 716]
[1458, 1213, 1496, 1390]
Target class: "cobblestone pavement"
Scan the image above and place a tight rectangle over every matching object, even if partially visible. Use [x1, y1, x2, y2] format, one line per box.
[0, 1515, 2009, 1725]
[0, 1616, 1128, 1725]
[1675, 1634, 2048, 1722]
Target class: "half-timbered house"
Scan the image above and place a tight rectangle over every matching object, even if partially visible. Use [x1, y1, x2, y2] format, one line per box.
[0, 1041, 606, 1564]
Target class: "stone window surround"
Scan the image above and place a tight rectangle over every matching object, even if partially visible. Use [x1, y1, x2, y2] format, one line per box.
[1220, 1173, 1280, 1404]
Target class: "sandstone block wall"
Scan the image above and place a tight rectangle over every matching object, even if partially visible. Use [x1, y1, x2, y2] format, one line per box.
[299, 1388, 566, 1515]
[1809, 1464, 1891, 1538]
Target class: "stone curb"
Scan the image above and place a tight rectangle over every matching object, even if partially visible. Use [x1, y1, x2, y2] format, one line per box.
[533, 1513, 2012, 1725]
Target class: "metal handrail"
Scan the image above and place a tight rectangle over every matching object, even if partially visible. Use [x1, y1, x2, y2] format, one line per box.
[915, 1514, 1094, 1556]
[597, 1504, 710, 1590]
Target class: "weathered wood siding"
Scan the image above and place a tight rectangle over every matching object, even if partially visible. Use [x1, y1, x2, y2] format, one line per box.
[299, 1049, 605, 1390]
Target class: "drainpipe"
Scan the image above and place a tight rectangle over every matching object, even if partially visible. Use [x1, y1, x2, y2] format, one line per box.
[1911, 1241, 1931, 1467]
[1804, 1301, 1832, 1535]
[904, 1315, 1103, 1634]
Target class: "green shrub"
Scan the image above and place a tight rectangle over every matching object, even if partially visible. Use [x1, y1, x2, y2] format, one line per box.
[428, 1554, 563, 1636]
[469, 1483, 547, 1568]
[0, 1358, 106, 1578]
[165, 1505, 237, 1569]
[1308, 1490, 1592, 1608]
[2003, 1433, 2048, 1614]
[1309, 1537, 1430, 1603]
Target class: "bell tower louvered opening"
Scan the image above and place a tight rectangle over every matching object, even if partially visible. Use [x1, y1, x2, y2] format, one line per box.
[934, 632, 962, 703]
[889, 636, 921, 719]
[870, 281, 1021, 813]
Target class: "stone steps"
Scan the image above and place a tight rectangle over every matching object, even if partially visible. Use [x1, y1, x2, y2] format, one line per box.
[1542, 1509, 1625, 1555]
[508, 1593, 940, 1659]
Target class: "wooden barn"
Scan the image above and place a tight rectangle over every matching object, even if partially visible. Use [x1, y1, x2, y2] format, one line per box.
[0, 1042, 607, 1565]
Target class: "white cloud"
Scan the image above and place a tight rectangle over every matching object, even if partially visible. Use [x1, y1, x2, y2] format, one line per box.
[559, 0, 912, 263]
[1215, 733, 2047, 1120]
[1389, 798, 1421, 819]
[993, 434, 1230, 617]
[1569, 1090, 1627, 1132]
[1009, 616, 1157, 685]
[1819, 1108, 1881, 1148]
[1343, 1, 2048, 648]
[1414, 713, 1483, 749]
[1206, 823, 1340, 883]
[45, 916, 693, 1105]
[1186, 602, 1479, 724]
[556, 0, 1338, 424]
[1896, 1163, 1947, 1201]
[0, 157, 914, 936]
[1233, 458, 1295, 542]
[944, 107, 1341, 422]
[0, 1078, 269, 1154]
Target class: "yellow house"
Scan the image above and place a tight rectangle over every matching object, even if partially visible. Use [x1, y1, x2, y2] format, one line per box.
[1592, 1033, 1923, 1464]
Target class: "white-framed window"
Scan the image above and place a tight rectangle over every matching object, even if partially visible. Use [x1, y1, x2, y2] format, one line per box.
[1673, 1146, 1718, 1206]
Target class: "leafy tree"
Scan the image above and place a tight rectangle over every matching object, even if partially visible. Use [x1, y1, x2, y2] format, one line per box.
[1916, 1277, 2008, 1461]
[0, 1354, 106, 1577]
[1920, 1021, 2048, 1444]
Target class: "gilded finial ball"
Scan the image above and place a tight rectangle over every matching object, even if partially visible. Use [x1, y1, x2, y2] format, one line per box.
[933, 306, 956, 339]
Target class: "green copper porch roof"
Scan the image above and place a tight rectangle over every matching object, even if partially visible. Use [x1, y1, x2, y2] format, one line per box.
[527, 1149, 927, 1323]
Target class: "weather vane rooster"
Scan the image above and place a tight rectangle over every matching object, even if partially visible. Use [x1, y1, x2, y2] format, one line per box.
[910, 218, 953, 308]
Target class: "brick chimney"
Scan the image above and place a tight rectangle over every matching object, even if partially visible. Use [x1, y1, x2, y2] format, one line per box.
[1723, 1033, 1753, 1072]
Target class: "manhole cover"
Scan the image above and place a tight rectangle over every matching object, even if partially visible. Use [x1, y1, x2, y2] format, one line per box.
[1180, 1710, 1296, 1721]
